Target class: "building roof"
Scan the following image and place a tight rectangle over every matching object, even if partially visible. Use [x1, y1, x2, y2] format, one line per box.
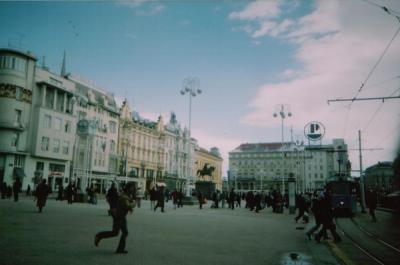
[198, 147, 223, 160]
[0, 48, 37, 61]
[231, 142, 292, 153]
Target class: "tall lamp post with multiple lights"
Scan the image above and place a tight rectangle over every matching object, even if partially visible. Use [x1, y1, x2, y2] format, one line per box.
[273, 104, 292, 195]
[180, 77, 201, 197]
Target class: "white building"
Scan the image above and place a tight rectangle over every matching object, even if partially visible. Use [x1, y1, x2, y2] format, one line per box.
[0, 48, 78, 191]
[66, 73, 120, 193]
[228, 139, 350, 193]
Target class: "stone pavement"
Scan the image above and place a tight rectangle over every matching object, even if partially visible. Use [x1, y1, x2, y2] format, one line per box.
[0, 196, 341, 265]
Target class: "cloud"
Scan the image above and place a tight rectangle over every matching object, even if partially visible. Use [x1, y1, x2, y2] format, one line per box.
[232, 0, 400, 171]
[229, 0, 282, 21]
[116, 0, 165, 16]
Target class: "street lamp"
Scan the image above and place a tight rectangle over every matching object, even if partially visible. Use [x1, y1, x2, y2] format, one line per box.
[180, 77, 202, 197]
[273, 104, 292, 195]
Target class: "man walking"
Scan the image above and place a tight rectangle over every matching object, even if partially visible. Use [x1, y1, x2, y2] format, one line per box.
[366, 188, 378, 222]
[95, 183, 136, 254]
[35, 179, 50, 213]
[12, 177, 22, 202]
[106, 183, 119, 216]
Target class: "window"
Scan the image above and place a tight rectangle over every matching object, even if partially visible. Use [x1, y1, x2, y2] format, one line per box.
[56, 91, 64, 112]
[14, 155, 24, 167]
[49, 163, 65, 173]
[43, 115, 52, 128]
[0, 56, 26, 72]
[45, 87, 55, 109]
[110, 140, 116, 154]
[63, 121, 71, 133]
[14, 109, 22, 124]
[53, 139, 60, 153]
[11, 133, 18, 147]
[62, 141, 69, 154]
[41, 137, 49, 151]
[15, 86, 22, 100]
[54, 118, 62, 130]
[36, 162, 44, 171]
[109, 121, 117, 133]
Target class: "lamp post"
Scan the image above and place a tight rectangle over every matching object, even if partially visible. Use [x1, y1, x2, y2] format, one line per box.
[180, 77, 201, 197]
[273, 104, 292, 195]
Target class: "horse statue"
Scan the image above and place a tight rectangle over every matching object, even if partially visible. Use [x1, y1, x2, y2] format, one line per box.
[197, 163, 215, 178]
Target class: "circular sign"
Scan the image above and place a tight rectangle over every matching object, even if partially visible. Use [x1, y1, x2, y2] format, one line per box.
[304, 121, 325, 141]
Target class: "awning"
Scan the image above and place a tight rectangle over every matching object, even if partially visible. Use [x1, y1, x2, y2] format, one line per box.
[13, 167, 26, 178]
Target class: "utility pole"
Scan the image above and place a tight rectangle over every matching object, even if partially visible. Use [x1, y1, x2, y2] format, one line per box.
[359, 130, 367, 213]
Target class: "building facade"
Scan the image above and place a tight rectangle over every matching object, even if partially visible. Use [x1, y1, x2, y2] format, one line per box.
[163, 112, 195, 191]
[118, 100, 166, 193]
[228, 139, 350, 193]
[0, 49, 78, 191]
[67, 74, 120, 193]
[364, 161, 394, 192]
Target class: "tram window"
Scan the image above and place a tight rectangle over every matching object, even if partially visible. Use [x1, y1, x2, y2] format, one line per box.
[331, 183, 350, 194]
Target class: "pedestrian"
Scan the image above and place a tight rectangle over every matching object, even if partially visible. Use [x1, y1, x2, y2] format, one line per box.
[197, 190, 204, 209]
[149, 186, 157, 210]
[295, 193, 308, 223]
[177, 189, 184, 208]
[106, 183, 119, 216]
[221, 191, 226, 208]
[56, 183, 63, 201]
[229, 188, 235, 210]
[366, 188, 377, 222]
[35, 179, 50, 213]
[95, 183, 136, 254]
[306, 192, 326, 240]
[12, 177, 22, 202]
[314, 193, 341, 243]
[7, 185, 12, 199]
[171, 189, 178, 209]
[254, 192, 262, 213]
[154, 186, 165, 212]
[1, 182, 7, 199]
[66, 183, 75, 204]
[26, 184, 31, 196]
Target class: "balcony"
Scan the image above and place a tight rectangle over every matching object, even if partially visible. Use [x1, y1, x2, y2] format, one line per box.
[0, 121, 26, 131]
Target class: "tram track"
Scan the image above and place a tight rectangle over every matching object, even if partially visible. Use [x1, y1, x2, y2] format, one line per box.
[335, 217, 400, 265]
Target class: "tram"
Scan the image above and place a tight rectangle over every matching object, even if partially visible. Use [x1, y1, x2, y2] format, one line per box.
[326, 177, 358, 216]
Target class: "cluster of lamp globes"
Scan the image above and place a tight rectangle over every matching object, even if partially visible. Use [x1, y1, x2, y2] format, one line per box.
[273, 111, 292, 118]
[180, 77, 202, 97]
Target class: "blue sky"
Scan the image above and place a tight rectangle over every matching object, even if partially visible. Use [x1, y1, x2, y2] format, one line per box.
[1, 0, 399, 177]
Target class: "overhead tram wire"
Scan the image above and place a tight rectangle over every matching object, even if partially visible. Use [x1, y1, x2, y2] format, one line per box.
[362, 86, 400, 131]
[362, 0, 400, 17]
[351, 25, 400, 103]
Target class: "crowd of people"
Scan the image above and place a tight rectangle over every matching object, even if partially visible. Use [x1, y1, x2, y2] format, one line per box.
[3, 178, 387, 254]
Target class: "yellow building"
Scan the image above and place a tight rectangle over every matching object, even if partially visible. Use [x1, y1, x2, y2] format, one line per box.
[118, 100, 165, 193]
[194, 147, 223, 192]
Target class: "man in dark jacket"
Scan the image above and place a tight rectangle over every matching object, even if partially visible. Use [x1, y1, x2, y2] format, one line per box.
[35, 179, 50, 213]
[306, 193, 326, 240]
[295, 193, 308, 223]
[95, 183, 136, 254]
[154, 186, 165, 212]
[12, 177, 22, 202]
[366, 188, 377, 222]
[314, 194, 341, 243]
[229, 188, 236, 210]
[106, 183, 119, 216]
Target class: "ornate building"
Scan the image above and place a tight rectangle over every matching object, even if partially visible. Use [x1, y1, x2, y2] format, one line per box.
[364, 161, 394, 192]
[163, 112, 196, 192]
[66, 73, 120, 193]
[118, 100, 165, 193]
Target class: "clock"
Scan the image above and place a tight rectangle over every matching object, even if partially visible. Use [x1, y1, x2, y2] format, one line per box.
[77, 119, 89, 135]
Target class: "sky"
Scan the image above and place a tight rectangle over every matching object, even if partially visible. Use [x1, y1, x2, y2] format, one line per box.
[1, 0, 399, 178]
